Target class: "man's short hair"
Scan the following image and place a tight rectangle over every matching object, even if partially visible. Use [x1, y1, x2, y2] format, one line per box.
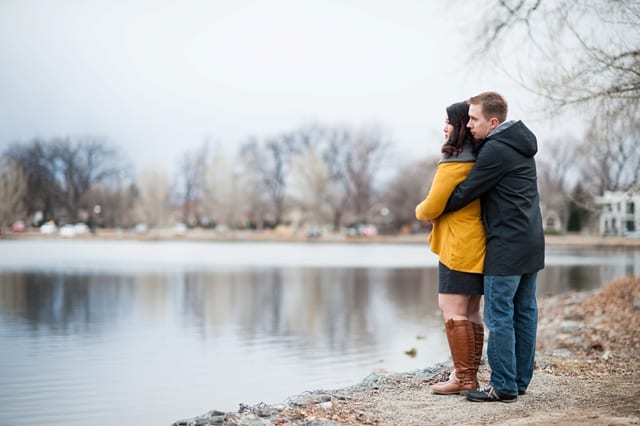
[469, 92, 508, 123]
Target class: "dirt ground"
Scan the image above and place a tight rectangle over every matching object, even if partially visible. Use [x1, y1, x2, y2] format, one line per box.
[268, 276, 640, 426]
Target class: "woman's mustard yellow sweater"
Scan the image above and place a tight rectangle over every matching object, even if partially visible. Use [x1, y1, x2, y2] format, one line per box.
[415, 162, 485, 273]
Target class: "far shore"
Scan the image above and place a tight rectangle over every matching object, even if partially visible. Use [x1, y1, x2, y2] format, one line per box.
[2, 228, 640, 247]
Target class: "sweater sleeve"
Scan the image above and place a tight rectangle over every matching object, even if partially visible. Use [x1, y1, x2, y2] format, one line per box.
[443, 143, 505, 213]
[415, 165, 458, 221]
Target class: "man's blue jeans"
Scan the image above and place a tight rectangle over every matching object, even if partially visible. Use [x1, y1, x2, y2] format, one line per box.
[483, 273, 538, 395]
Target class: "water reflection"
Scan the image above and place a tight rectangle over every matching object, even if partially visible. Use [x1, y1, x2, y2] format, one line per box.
[0, 243, 639, 426]
[0, 266, 447, 425]
[0, 272, 137, 334]
[0, 268, 445, 344]
[540, 246, 640, 295]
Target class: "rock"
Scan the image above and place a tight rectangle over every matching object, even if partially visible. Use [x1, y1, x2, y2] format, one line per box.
[311, 393, 332, 404]
[194, 417, 211, 426]
[551, 348, 573, 358]
[404, 347, 417, 357]
[318, 401, 333, 411]
[329, 392, 350, 401]
[560, 320, 582, 334]
[535, 358, 549, 368]
[238, 414, 265, 426]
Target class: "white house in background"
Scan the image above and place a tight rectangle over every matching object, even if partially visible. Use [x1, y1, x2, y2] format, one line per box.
[594, 190, 640, 236]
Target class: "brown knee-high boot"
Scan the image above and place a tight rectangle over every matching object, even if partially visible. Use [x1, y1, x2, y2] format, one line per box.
[444, 322, 483, 390]
[431, 319, 477, 395]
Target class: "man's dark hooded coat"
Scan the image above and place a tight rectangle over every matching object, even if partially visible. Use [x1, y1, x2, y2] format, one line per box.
[444, 120, 545, 275]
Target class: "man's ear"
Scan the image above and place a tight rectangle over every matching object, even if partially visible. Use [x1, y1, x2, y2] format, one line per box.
[490, 117, 499, 129]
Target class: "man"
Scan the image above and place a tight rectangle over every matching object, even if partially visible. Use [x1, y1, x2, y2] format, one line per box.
[442, 91, 545, 402]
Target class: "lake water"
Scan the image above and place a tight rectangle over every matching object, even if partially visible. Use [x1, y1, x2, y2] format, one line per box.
[1, 240, 639, 425]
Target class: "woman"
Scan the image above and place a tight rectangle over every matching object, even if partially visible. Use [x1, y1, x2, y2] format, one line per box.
[415, 100, 486, 395]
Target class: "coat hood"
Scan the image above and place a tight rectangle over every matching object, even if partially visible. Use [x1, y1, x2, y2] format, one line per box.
[487, 120, 538, 158]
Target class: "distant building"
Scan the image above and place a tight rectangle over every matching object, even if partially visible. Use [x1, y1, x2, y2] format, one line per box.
[542, 209, 562, 234]
[594, 190, 640, 236]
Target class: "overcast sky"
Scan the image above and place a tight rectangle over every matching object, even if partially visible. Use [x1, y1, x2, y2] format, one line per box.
[0, 0, 541, 173]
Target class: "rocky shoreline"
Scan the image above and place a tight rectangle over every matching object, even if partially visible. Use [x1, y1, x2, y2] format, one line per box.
[173, 276, 640, 426]
[172, 365, 451, 426]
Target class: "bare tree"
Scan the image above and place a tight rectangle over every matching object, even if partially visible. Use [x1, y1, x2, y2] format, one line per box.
[264, 135, 293, 227]
[238, 134, 293, 228]
[52, 138, 126, 222]
[537, 137, 581, 232]
[382, 156, 439, 232]
[136, 165, 171, 228]
[566, 183, 594, 233]
[290, 142, 331, 227]
[0, 156, 28, 230]
[281, 124, 333, 229]
[236, 138, 272, 230]
[346, 125, 391, 224]
[577, 106, 640, 194]
[467, 0, 639, 116]
[5, 137, 126, 223]
[321, 125, 354, 230]
[462, 0, 640, 229]
[5, 139, 61, 221]
[289, 123, 391, 230]
[177, 141, 209, 226]
[202, 143, 237, 228]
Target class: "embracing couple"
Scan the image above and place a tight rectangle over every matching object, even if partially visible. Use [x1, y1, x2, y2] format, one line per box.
[415, 92, 545, 403]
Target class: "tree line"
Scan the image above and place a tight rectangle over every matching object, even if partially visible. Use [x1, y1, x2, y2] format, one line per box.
[1, 112, 638, 236]
[0, 124, 438, 234]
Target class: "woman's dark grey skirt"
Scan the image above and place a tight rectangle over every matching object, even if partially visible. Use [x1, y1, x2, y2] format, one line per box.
[438, 262, 483, 295]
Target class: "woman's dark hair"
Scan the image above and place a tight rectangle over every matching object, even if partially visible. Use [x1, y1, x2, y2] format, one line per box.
[441, 101, 472, 158]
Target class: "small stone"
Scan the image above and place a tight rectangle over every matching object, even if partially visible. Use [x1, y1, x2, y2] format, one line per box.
[551, 348, 572, 358]
[255, 406, 276, 417]
[312, 393, 331, 404]
[302, 421, 339, 426]
[238, 414, 265, 426]
[560, 320, 582, 334]
[330, 393, 349, 401]
[318, 401, 333, 410]
[535, 358, 549, 368]
[225, 413, 240, 423]
[208, 415, 225, 425]
[404, 347, 417, 357]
